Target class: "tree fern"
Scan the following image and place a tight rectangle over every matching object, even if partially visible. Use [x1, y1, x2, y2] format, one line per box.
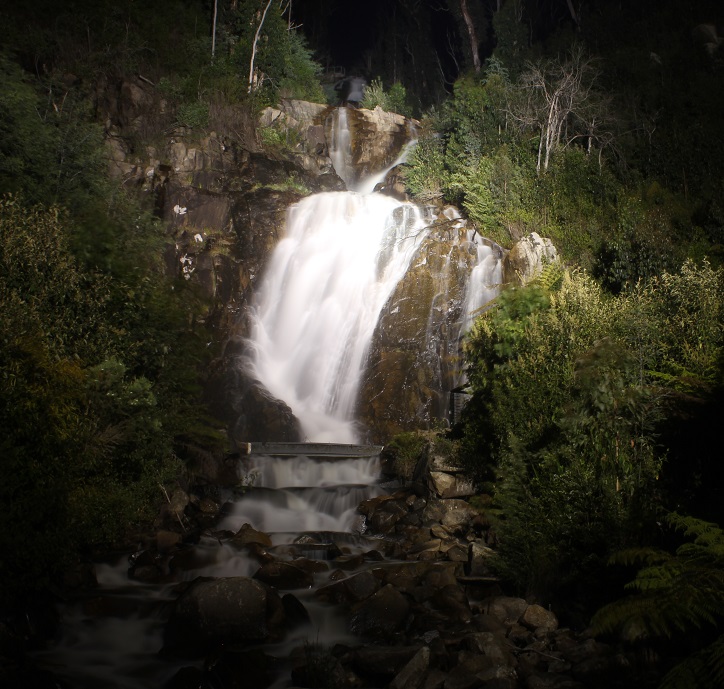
[593, 514, 724, 688]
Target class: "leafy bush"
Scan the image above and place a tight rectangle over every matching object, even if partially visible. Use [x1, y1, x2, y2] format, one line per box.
[0, 194, 223, 604]
[361, 78, 412, 116]
[461, 261, 723, 611]
[593, 513, 724, 689]
[176, 101, 210, 129]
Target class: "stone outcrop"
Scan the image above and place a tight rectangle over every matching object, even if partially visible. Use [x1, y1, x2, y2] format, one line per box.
[358, 214, 502, 442]
[502, 232, 558, 285]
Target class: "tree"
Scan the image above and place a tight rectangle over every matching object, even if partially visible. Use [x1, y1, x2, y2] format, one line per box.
[248, 0, 275, 93]
[593, 514, 724, 689]
[510, 45, 609, 172]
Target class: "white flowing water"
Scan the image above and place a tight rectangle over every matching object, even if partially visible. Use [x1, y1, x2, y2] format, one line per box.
[461, 232, 503, 333]
[246, 191, 429, 443]
[219, 452, 383, 537]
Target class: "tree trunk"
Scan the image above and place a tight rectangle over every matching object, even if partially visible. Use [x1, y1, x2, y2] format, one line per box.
[211, 0, 218, 59]
[459, 0, 481, 72]
[565, 0, 580, 28]
[248, 0, 275, 94]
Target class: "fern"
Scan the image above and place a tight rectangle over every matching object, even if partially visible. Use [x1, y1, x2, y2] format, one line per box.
[534, 261, 564, 291]
[660, 633, 724, 689]
[593, 514, 724, 687]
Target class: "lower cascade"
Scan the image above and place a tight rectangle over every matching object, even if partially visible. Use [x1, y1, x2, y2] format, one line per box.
[35, 444, 390, 688]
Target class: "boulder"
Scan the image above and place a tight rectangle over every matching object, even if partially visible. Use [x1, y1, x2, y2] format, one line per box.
[390, 646, 431, 689]
[231, 523, 272, 548]
[468, 542, 496, 577]
[522, 604, 558, 633]
[429, 471, 476, 499]
[349, 584, 410, 638]
[253, 561, 314, 590]
[350, 645, 422, 682]
[502, 232, 558, 286]
[484, 596, 529, 626]
[164, 576, 286, 655]
[439, 500, 479, 530]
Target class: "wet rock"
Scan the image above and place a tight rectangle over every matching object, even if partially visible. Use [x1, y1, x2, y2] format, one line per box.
[424, 669, 448, 689]
[526, 673, 585, 689]
[390, 645, 431, 689]
[164, 666, 204, 689]
[164, 576, 286, 655]
[444, 662, 485, 689]
[156, 530, 182, 553]
[226, 377, 304, 447]
[443, 543, 469, 562]
[468, 541, 496, 577]
[282, 593, 310, 628]
[476, 665, 518, 689]
[317, 570, 380, 604]
[231, 523, 272, 548]
[350, 645, 422, 683]
[253, 561, 314, 590]
[522, 604, 558, 633]
[466, 632, 514, 666]
[471, 613, 507, 635]
[432, 584, 472, 623]
[128, 550, 164, 583]
[349, 584, 410, 638]
[205, 649, 277, 689]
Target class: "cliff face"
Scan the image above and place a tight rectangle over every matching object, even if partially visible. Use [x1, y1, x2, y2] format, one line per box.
[98, 80, 554, 445]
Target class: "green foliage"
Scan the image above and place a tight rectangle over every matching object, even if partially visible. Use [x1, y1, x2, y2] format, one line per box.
[450, 146, 531, 247]
[361, 78, 412, 117]
[0, 54, 106, 210]
[277, 29, 325, 103]
[462, 262, 724, 609]
[406, 134, 446, 201]
[225, 1, 324, 106]
[176, 101, 210, 130]
[383, 431, 428, 481]
[593, 514, 724, 689]
[0, 195, 222, 604]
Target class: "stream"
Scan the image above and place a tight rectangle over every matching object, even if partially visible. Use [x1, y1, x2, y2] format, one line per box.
[35, 444, 393, 688]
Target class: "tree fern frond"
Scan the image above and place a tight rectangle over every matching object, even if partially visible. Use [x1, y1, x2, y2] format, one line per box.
[666, 513, 723, 543]
[608, 547, 672, 568]
[660, 633, 724, 689]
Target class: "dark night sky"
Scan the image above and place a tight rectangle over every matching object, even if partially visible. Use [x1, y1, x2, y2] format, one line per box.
[291, 0, 455, 74]
[292, 0, 387, 67]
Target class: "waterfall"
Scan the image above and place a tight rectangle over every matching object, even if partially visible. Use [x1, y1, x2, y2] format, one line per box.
[247, 192, 429, 443]
[246, 108, 500, 443]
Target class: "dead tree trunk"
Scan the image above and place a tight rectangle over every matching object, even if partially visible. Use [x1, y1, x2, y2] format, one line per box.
[460, 0, 481, 72]
[248, 0, 274, 94]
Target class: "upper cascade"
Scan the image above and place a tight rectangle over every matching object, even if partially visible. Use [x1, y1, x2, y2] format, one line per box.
[244, 105, 501, 444]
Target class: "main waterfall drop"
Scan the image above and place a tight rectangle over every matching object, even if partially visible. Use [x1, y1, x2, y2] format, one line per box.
[247, 193, 429, 443]
[246, 107, 501, 444]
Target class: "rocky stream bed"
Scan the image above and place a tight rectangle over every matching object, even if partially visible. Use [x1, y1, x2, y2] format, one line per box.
[12, 442, 641, 689]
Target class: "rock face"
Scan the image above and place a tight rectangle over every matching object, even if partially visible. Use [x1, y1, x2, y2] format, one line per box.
[502, 231, 558, 285]
[358, 215, 501, 442]
[332, 106, 418, 187]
